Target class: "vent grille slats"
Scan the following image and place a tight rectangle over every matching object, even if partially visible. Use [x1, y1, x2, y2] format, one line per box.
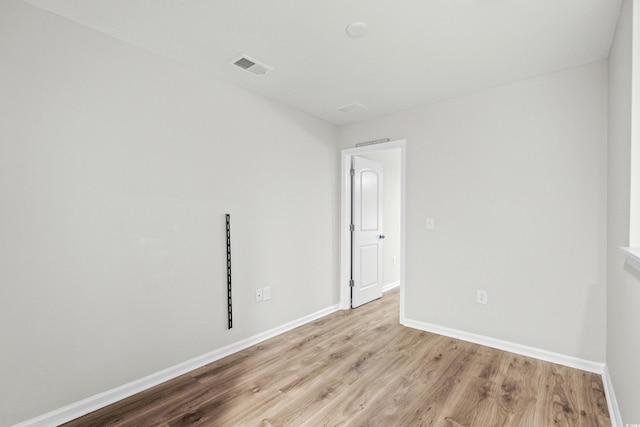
[234, 57, 255, 69]
[231, 55, 273, 76]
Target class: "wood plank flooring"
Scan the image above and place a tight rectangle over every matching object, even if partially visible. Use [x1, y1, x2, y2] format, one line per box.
[62, 289, 610, 426]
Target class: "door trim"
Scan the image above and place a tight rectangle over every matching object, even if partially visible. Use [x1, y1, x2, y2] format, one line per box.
[339, 140, 406, 320]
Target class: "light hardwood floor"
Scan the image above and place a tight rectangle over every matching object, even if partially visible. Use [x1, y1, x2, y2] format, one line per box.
[62, 288, 610, 426]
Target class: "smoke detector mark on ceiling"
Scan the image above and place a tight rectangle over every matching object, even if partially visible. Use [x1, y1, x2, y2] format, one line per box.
[337, 103, 366, 113]
[231, 55, 273, 76]
[346, 22, 368, 38]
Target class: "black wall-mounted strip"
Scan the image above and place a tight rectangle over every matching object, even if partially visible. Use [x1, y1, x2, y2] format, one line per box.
[226, 214, 233, 329]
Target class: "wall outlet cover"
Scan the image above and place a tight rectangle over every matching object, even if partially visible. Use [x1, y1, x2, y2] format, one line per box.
[477, 290, 488, 305]
[426, 217, 435, 229]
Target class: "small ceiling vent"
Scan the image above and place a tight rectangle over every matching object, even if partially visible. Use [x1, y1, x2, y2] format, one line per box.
[231, 55, 273, 76]
[337, 103, 366, 113]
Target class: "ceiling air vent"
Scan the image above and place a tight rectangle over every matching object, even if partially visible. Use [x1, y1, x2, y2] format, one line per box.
[337, 103, 366, 113]
[231, 55, 273, 76]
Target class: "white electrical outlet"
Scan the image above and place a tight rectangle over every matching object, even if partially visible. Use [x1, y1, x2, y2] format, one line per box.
[256, 288, 263, 302]
[426, 217, 435, 229]
[393, 257, 398, 265]
[263, 286, 271, 300]
[477, 289, 488, 305]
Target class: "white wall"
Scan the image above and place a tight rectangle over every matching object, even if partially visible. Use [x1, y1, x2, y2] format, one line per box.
[632, 0, 640, 248]
[607, 0, 640, 423]
[339, 61, 608, 362]
[0, 2, 338, 425]
[361, 149, 401, 288]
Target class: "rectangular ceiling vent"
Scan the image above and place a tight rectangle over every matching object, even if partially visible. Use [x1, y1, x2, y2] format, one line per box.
[337, 103, 366, 113]
[231, 55, 273, 76]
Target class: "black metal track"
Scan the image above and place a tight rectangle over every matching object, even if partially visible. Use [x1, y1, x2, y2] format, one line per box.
[226, 214, 232, 329]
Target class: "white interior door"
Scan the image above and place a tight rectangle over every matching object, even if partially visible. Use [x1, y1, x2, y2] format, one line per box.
[351, 156, 383, 308]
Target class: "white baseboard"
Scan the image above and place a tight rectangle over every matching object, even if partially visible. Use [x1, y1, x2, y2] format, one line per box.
[14, 304, 339, 427]
[401, 317, 605, 374]
[602, 365, 623, 427]
[382, 280, 400, 292]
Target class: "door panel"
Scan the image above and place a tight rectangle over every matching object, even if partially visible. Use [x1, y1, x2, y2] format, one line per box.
[360, 171, 379, 230]
[352, 156, 383, 308]
[360, 245, 379, 287]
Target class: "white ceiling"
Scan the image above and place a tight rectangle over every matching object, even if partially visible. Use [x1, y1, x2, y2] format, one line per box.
[24, 0, 622, 126]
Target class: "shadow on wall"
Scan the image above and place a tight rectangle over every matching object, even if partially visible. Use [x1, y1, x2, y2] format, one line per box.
[576, 281, 607, 364]
[624, 262, 640, 282]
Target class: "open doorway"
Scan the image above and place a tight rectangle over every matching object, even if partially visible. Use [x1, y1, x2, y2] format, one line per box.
[339, 140, 406, 320]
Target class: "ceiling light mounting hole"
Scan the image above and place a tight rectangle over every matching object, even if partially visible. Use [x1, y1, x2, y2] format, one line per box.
[346, 22, 368, 38]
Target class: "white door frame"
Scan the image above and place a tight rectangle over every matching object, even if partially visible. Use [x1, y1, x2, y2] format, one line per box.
[339, 139, 406, 320]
